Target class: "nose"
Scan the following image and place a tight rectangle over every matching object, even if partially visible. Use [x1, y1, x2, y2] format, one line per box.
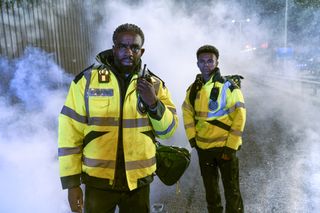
[203, 63, 210, 67]
[124, 47, 133, 56]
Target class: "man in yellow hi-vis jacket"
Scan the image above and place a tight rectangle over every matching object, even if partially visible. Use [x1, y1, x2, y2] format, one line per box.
[182, 45, 246, 213]
[58, 23, 178, 213]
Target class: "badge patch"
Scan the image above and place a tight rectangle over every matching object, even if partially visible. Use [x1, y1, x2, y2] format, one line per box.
[98, 68, 110, 83]
[209, 100, 218, 111]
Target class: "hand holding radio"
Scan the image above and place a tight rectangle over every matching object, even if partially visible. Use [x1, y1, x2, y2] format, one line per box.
[137, 64, 157, 108]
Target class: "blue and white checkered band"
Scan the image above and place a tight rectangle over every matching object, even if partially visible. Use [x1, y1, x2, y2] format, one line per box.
[209, 100, 218, 111]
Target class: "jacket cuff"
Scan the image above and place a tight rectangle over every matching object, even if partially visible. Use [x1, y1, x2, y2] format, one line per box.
[223, 147, 237, 158]
[147, 100, 165, 120]
[189, 138, 196, 148]
[60, 174, 81, 189]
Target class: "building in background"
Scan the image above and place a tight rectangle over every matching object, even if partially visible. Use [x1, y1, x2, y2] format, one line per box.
[0, 0, 95, 74]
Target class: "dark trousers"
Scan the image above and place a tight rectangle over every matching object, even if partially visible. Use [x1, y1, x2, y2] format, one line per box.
[84, 184, 150, 213]
[197, 149, 243, 213]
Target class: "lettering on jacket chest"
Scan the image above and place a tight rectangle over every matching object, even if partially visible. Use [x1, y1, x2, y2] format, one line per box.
[87, 88, 114, 96]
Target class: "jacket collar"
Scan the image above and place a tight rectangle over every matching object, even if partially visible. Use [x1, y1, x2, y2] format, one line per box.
[95, 49, 114, 67]
[211, 68, 224, 83]
[95, 49, 142, 75]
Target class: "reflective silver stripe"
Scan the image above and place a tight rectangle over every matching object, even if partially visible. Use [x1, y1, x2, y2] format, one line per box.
[197, 110, 229, 118]
[196, 111, 209, 117]
[236, 102, 245, 108]
[184, 122, 195, 129]
[87, 88, 114, 96]
[88, 117, 120, 126]
[228, 106, 236, 114]
[83, 156, 116, 169]
[182, 101, 193, 111]
[58, 146, 82, 156]
[197, 104, 234, 118]
[229, 102, 245, 113]
[84, 71, 92, 118]
[230, 129, 243, 136]
[123, 118, 150, 128]
[87, 117, 151, 128]
[207, 108, 229, 118]
[126, 157, 156, 170]
[61, 106, 88, 124]
[155, 118, 176, 136]
[196, 136, 228, 143]
[167, 106, 177, 114]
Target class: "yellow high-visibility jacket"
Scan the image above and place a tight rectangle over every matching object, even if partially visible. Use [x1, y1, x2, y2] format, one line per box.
[58, 53, 178, 191]
[182, 70, 246, 153]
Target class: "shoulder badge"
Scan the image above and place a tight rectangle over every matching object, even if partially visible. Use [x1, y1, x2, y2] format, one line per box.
[98, 68, 110, 83]
[225, 75, 244, 88]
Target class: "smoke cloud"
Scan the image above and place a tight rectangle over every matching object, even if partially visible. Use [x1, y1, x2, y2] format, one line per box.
[0, 47, 71, 212]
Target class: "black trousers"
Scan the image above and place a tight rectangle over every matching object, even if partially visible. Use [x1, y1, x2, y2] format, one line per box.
[197, 148, 243, 213]
[84, 184, 150, 213]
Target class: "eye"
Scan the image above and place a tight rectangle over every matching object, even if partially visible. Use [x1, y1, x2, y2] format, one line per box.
[116, 43, 141, 53]
[131, 45, 141, 53]
[117, 44, 127, 50]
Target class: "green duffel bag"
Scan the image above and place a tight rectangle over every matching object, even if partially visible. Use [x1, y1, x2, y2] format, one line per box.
[155, 141, 191, 186]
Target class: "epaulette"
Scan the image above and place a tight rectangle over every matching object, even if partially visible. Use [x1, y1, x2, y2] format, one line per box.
[73, 63, 94, 84]
[216, 75, 225, 84]
[224, 75, 244, 91]
[148, 69, 166, 88]
[186, 84, 192, 92]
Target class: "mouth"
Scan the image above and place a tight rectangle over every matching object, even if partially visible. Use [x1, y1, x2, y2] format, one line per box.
[203, 67, 211, 73]
[121, 58, 133, 66]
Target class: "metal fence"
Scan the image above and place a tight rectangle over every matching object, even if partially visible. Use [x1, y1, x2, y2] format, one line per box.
[0, 0, 94, 74]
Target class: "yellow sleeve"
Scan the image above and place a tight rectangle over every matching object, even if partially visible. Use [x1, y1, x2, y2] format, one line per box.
[182, 86, 196, 146]
[148, 81, 178, 139]
[58, 76, 87, 189]
[225, 88, 246, 150]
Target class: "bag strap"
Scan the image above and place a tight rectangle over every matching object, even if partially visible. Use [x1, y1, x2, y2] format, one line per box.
[188, 74, 203, 108]
[207, 119, 231, 131]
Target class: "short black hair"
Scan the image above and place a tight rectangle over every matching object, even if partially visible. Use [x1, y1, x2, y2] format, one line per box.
[196, 45, 219, 59]
[112, 23, 145, 46]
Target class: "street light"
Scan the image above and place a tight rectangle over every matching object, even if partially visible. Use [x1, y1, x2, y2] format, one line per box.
[231, 18, 251, 51]
[231, 18, 250, 34]
[231, 18, 251, 23]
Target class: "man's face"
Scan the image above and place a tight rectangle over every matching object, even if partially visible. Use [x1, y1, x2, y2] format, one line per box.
[113, 32, 144, 71]
[197, 53, 218, 80]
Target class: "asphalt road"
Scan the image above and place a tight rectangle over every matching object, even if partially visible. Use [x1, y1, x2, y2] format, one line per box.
[150, 76, 320, 213]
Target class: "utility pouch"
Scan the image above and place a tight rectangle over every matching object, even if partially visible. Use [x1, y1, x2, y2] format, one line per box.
[155, 141, 191, 186]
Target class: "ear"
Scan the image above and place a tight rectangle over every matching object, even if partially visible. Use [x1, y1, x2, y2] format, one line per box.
[216, 60, 219, 66]
[112, 45, 116, 54]
[197, 61, 201, 69]
[140, 48, 145, 56]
